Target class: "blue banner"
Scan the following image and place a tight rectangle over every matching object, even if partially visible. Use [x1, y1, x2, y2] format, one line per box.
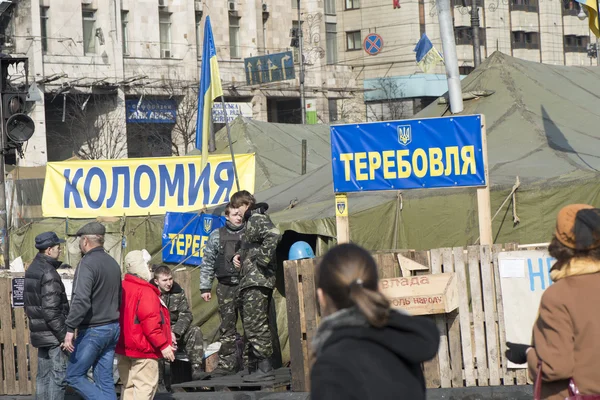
[126, 99, 177, 123]
[162, 212, 226, 265]
[331, 115, 486, 192]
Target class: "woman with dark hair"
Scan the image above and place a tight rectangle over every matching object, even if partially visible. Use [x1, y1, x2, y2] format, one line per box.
[310, 243, 440, 400]
[505, 204, 600, 399]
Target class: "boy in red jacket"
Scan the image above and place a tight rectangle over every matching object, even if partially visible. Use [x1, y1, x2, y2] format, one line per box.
[116, 251, 176, 400]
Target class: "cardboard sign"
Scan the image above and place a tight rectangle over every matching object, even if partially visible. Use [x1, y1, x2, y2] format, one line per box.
[379, 272, 458, 316]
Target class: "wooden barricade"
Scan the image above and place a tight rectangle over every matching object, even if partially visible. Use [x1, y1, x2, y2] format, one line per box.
[0, 275, 36, 395]
[283, 245, 524, 392]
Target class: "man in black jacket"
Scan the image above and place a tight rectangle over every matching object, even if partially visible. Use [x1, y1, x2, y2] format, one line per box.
[24, 231, 70, 400]
[63, 222, 122, 400]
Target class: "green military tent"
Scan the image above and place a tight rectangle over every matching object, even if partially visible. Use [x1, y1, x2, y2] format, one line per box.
[255, 51, 600, 251]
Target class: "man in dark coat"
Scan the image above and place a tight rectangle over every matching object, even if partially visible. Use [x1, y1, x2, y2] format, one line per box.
[24, 231, 70, 400]
[63, 222, 122, 400]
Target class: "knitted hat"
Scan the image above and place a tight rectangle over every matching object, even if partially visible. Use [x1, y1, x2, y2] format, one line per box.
[555, 204, 600, 250]
[124, 250, 151, 281]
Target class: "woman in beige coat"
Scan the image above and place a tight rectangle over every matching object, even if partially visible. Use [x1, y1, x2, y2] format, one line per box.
[506, 204, 600, 399]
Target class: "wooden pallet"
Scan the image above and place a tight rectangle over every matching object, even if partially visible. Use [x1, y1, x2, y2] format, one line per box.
[171, 367, 291, 392]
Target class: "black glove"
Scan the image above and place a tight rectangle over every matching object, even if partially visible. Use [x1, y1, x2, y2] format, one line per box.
[505, 342, 530, 364]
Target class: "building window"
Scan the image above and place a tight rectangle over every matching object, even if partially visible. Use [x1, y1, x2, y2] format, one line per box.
[454, 27, 487, 46]
[328, 99, 338, 122]
[82, 10, 96, 54]
[121, 11, 129, 55]
[512, 31, 540, 49]
[345, 0, 360, 9]
[196, 12, 202, 58]
[292, 0, 297, 8]
[40, 7, 49, 53]
[459, 66, 475, 75]
[159, 12, 172, 57]
[346, 30, 361, 51]
[326, 23, 337, 64]
[563, 0, 580, 16]
[325, 0, 336, 15]
[229, 15, 241, 58]
[564, 35, 589, 52]
[292, 21, 302, 64]
[451, 0, 482, 7]
[510, 0, 538, 12]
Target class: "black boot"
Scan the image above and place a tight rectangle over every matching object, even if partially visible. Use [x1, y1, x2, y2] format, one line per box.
[242, 359, 275, 382]
[209, 367, 236, 379]
[235, 360, 256, 377]
[191, 364, 210, 381]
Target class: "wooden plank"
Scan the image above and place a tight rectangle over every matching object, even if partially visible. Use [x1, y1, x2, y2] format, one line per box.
[492, 243, 514, 385]
[299, 260, 318, 392]
[397, 253, 428, 277]
[374, 253, 398, 279]
[0, 279, 17, 394]
[476, 115, 493, 246]
[468, 245, 489, 386]
[172, 269, 193, 305]
[429, 248, 451, 388]
[29, 342, 37, 397]
[283, 260, 306, 392]
[335, 193, 350, 243]
[453, 247, 477, 387]
[480, 246, 501, 386]
[441, 248, 463, 388]
[14, 308, 29, 394]
[516, 369, 528, 385]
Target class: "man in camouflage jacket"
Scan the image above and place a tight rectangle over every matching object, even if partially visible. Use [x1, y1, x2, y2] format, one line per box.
[153, 265, 206, 380]
[231, 190, 282, 382]
[200, 204, 246, 377]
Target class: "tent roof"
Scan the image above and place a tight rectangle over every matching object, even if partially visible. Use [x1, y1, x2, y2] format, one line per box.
[257, 52, 600, 236]
[416, 51, 600, 186]
[189, 118, 331, 192]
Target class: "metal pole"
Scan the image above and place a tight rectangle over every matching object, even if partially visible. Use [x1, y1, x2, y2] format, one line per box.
[297, 0, 306, 124]
[0, 88, 8, 269]
[471, 0, 481, 67]
[437, 0, 464, 113]
[221, 96, 241, 192]
[301, 139, 307, 175]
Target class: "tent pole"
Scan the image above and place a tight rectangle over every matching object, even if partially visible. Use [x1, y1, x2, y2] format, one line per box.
[221, 96, 241, 192]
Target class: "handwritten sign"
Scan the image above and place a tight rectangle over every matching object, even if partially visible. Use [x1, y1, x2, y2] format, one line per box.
[12, 277, 24, 307]
[379, 273, 458, 316]
[499, 250, 554, 368]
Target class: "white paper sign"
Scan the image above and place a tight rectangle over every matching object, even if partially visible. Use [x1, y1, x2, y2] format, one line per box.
[500, 259, 525, 278]
[499, 250, 555, 368]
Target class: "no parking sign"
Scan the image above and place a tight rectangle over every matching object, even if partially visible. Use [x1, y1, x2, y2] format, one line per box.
[363, 33, 383, 55]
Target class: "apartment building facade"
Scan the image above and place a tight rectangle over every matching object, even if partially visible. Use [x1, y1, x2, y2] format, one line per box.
[0, 0, 356, 166]
[333, 0, 595, 120]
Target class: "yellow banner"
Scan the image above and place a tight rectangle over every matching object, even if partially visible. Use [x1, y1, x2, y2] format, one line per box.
[42, 154, 255, 218]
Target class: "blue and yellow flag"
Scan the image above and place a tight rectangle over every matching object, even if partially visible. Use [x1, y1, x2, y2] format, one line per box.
[413, 34, 444, 73]
[197, 16, 224, 168]
[575, 0, 599, 37]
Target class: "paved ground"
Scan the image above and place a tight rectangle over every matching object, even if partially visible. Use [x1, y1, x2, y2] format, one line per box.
[0, 385, 533, 400]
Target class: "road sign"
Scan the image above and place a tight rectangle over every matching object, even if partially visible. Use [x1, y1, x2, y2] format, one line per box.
[244, 51, 295, 85]
[364, 33, 383, 55]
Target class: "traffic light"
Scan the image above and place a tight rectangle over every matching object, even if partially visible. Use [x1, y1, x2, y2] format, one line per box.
[0, 57, 35, 161]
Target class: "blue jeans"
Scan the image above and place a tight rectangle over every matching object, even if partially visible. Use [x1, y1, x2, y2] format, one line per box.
[36, 345, 68, 400]
[65, 322, 120, 400]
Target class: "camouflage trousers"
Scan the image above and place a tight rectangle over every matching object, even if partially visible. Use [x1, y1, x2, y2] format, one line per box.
[238, 286, 273, 361]
[216, 283, 242, 372]
[178, 325, 204, 366]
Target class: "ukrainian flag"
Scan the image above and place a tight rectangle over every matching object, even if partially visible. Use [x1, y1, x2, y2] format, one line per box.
[196, 16, 224, 168]
[413, 34, 444, 73]
[575, 0, 599, 37]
